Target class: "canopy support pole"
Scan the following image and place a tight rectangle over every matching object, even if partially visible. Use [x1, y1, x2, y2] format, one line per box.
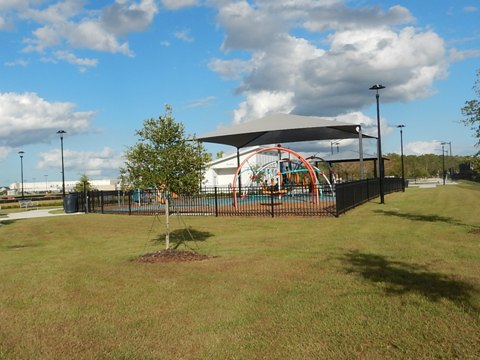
[358, 126, 364, 179]
[236, 148, 242, 195]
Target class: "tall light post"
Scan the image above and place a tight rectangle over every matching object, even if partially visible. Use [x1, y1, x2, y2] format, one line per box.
[18, 151, 25, 199]
[397, 125, 405, 192]
[370, 84, 386, 204]
[330, 141, 340, 155]
[443, 141, 452, 175]
[441, 142, 448, 185]
[44, 174, 48, 193]
[57, 130, 66, 197]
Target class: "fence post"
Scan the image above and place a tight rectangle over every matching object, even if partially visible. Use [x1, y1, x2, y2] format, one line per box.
[128, 191, 132, 215]
[214, 187, 218, 217]
[101, 191, 104, 214]
[270, 189, 275, 218]
[335, 184, 341, 217]
[366, 178, 370, 201]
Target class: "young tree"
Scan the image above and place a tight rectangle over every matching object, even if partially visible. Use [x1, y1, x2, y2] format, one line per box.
[120, 105, 209, 249]
[73, 174, 93, 192]
[461, 69, 480, 151]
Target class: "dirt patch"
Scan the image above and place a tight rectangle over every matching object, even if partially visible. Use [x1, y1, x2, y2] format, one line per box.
[469, 228, 480, 235]
[137, 249, 214, 263]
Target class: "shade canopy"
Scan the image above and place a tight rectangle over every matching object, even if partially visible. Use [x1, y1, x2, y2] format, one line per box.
[320, 150, 385, 163]
[197, 113, 374, 148]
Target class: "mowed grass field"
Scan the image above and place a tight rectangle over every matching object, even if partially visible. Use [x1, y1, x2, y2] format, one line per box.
[1, 182, 479, 359]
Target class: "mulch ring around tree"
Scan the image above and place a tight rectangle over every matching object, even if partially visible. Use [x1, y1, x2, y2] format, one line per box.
[137, 249, 214, 263]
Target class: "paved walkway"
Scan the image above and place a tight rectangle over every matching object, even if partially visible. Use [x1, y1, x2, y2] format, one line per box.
[2, 209, 83, 221]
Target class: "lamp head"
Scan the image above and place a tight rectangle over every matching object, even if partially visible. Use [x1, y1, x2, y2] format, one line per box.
[397, 125, 405, 129]
[369, 84, 386, 91]
[18, 150, 24, 157]
[57, 130, 66, 135]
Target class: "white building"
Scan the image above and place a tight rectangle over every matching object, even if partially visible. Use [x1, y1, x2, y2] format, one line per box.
[203, 146, 288, 188]
[9, 179, 119, 194]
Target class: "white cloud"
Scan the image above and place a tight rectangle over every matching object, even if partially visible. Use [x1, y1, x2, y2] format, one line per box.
[54, 50, 98, 71]
[304, 5, 414, 32]
[209, 1, 449, 122]
[208, 58, 254, 80]
[233, 90, 295, 123]
[405, 141, 443, 155]
[185, 96, 216, 109]
[102, 0, 158, 36]
[217, 1, 287, 51]
[174, 29, 194, 42]
[66, 20, 134, 56]
[0, 15, 11, 30]
[0, 146, 12, 162]
[463, 6, 478, 13]
[37, 147, 123, 179]
[21, 0, 83, 24]
[4, 59, 28, 67]
[162, 0, 198, 10]
[448, 48, 480, 62]
[0, 92, 94, 150]
[17, 1, 158, 63]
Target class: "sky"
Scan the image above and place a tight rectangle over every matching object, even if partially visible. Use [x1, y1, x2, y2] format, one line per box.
[0, 0, 479, 186]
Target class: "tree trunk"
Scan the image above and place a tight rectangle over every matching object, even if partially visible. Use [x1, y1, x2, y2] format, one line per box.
[165, 196, 170, 249]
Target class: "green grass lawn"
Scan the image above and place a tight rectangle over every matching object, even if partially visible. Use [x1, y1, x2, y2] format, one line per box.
[1, 182, 479, 359]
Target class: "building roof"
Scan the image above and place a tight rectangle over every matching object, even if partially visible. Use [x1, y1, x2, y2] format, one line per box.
[319, 150, 386, 163]
[197, 113, 374, 148]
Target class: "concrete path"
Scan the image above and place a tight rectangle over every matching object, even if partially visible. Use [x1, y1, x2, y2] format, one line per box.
[1, 209, 83, 221]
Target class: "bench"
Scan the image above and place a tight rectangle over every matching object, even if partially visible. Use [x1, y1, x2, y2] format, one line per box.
[18, 200, 39, 209]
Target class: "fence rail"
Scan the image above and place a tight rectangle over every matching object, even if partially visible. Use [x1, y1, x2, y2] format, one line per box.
[75, 178, 403, 217]
[335, 177, 404, 215]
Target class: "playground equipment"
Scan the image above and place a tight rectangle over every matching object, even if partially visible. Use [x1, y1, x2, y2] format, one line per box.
[232, 146, 331, 207]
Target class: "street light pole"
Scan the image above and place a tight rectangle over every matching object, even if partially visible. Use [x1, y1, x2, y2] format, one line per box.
[441, 142, 446, 185]
[57, 130, 66, 197]
[370, 84, 386, 204]
[441, 141, 449, 185]
[444, 141, 452, 176]
[18, 151, 25, 199]
[397, 125, 405, 192]
[330, 141, 339, 155]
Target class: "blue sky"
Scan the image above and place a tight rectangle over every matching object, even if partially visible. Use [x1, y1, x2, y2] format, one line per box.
[0, 0, 479, 186]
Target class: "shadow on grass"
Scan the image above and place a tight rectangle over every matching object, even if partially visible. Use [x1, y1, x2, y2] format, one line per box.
[3, 243, 41, 250]
[151, 228, 214, 250]
[373, 209, 479, 230]
[0, 219, 17, 226]
[343, 251, 478, 314]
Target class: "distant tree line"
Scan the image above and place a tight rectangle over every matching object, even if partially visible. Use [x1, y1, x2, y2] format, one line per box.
[333, 153, 479, 182]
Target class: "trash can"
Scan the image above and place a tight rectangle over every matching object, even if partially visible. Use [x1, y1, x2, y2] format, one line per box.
[63, 193, 79, 213]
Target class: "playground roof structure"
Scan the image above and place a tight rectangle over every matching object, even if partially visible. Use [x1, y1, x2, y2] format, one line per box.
[320, 150, 386, 164]
[197, 113, 375, 149]
[318, 150, 388, 178]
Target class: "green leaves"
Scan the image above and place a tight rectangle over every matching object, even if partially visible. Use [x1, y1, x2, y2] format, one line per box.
[461, 69, 480, 150]
[120, 105, 208, 195]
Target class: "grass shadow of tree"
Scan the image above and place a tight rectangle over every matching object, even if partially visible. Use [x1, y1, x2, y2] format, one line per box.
[373, 209, 478, 229]
[343, 251, 478, 314]
[151, 228, 214, 250]
[0, 220, 17, 226]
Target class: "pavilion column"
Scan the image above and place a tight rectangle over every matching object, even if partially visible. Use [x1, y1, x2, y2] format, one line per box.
[236, 148, 242, 194]
[358, 126, 364, 179]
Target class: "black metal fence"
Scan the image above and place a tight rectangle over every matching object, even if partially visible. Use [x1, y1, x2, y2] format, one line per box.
[335, 177, 404, 215]
[75, 178, 403, 217]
